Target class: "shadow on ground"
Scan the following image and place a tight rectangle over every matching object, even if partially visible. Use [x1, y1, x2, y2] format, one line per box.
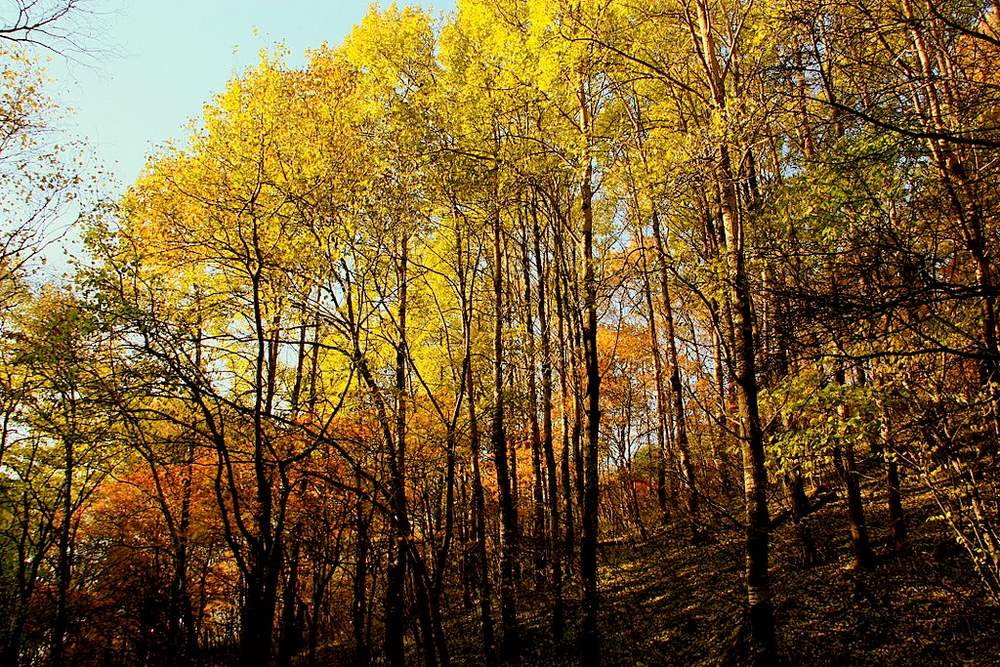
[441, 474, 1000, 666]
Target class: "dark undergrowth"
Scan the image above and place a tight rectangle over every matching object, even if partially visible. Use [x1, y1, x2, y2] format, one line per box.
[436, 472, 1000, 666]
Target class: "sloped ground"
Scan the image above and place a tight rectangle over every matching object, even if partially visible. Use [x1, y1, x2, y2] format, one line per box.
[445, 474, 1000, 666]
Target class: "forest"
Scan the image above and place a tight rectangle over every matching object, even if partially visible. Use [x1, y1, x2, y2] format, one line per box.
[2, 0, 1000, 665]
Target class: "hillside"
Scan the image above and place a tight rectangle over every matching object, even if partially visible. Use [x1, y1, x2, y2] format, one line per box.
[438, 473, 1000, 666]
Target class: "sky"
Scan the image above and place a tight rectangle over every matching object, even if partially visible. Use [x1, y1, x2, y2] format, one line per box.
[46, 0, 455, 194]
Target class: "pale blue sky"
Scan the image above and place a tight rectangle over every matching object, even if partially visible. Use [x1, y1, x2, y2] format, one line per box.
[47, 0, 454, 194]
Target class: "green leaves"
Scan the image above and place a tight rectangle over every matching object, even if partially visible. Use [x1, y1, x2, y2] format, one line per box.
[762, 366, 880, 474]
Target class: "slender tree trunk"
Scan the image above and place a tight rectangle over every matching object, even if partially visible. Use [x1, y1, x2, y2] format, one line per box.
[456, 212, 496, 664]
[459, 462, 473, 610]
[353, 486, 371, 667]
[239, 241, 283, 667]
[626, 104, 674, 525]
[427, 422, 456, 667]
[384, 234, 413, 667]
[554, 236, 577, 572]
[578, 80, 602, 667]
[692, 1, 778, 660]
[491, 188, 521, 661]
[466, 348, 496, 665]
[521, 219, 547, 582]
[277, 534, 302, 667]
[410, 555, 441, 667]
[650, 209, 701, 541]
[788, 466, 818, 567]
[835, 365, 874, 569]
[563, 235, 587, 528]
[711, 318, 734, 496]
[638, 222, 672, 526]
[51, 436, 73, 667]
[532, 199, 565, 636]
[878, 395, 909, 555]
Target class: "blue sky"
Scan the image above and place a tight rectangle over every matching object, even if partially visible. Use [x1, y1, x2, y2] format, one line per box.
[46, 0, 454, 194]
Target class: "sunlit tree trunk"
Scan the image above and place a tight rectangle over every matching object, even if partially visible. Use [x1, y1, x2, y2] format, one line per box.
[691, 1, 778, 660]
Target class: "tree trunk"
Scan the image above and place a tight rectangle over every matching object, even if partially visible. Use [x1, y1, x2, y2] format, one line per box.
[650, 209, 701, 541]
[554, 236, 577, 572]
[835, 365, 874, 569]
[532, 197, 565, 635]
[521, 218, 547, 582]
[788, 467, 818, 567]
[353, 488, 371, 667]
[51, 436, 73, 667]
[456, 220, 497, 664]
[638, 221, 672, 526]
[277, 534, 302, 667]
[491, 188, 521, 661]
[384, 234, 413, 667]
[692, 1, 778, 660]
[878, 395, 909, 555]
[578, 80, 602, 667]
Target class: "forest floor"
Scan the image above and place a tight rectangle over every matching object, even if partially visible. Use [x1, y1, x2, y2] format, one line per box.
[442, 472, 1000, 666]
